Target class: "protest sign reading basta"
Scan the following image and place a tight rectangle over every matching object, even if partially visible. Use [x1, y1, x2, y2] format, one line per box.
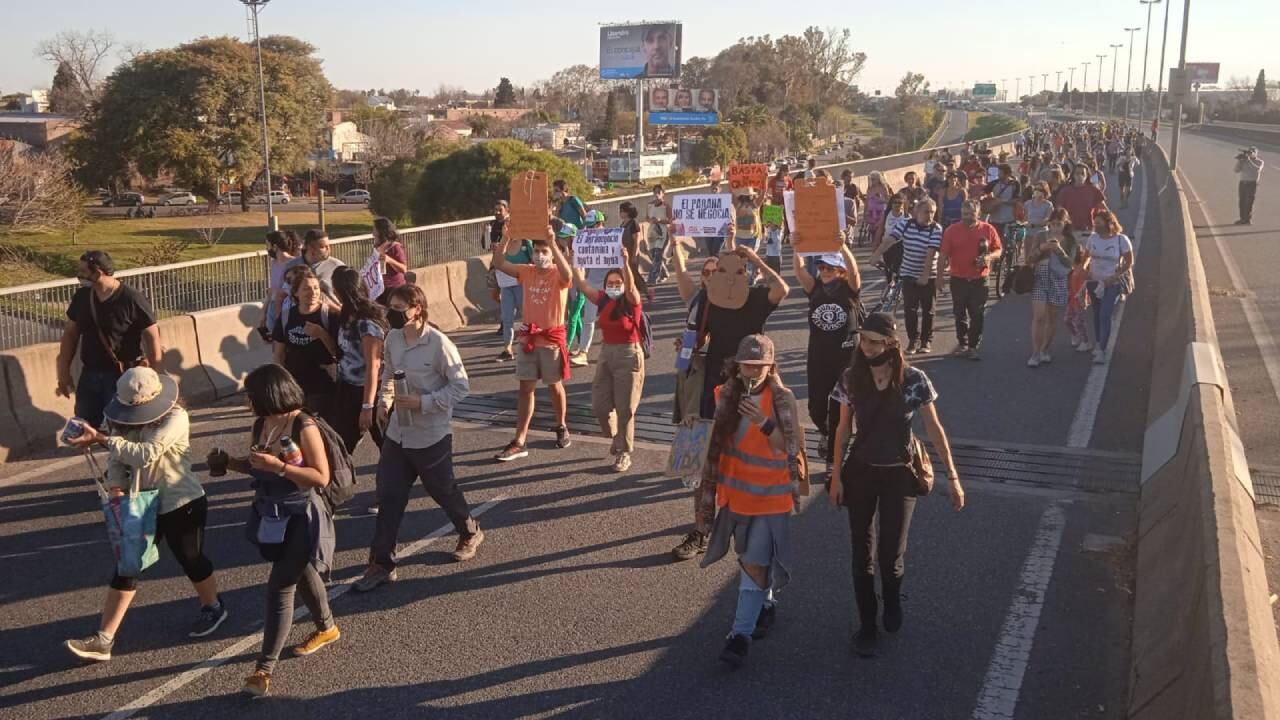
[572, 227, 625, 269]
[728, 164, 768, 195]
[508, 171, 549, 240]
[671, 194, 732, 238]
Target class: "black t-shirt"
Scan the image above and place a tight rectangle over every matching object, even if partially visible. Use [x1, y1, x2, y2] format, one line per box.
[66, 284, 157, 371]
[706, 285, 779, 373]
[488, 218, 506, 248]
[807, 281, 857, 352]
[273, 306, 340, 392]
[833, 366, 938, 466]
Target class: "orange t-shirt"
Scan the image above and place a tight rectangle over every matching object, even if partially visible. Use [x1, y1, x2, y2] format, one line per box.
[517, 265, 571, 347]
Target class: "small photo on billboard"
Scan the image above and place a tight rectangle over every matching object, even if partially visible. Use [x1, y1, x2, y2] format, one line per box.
[650, 87, 671, 112]
[600, 23, 682, 80]
[651, 88, 718, 114]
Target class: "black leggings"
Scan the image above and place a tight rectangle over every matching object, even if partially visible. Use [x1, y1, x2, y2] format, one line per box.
[843, 462, 917, 626]
[327, 380, 385, 454]
[111, 496, 214, 591]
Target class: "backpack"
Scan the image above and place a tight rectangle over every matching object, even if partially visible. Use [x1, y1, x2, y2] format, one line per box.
[638, 308, 654, 359]
[254, 413, 357, 514]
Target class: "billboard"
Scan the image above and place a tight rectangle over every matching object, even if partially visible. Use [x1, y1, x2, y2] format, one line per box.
[973, 83, 997, 98]
[599, 24, 682, 80]
[649, 87, 718, 126]
[1185, 62, 1220, 85]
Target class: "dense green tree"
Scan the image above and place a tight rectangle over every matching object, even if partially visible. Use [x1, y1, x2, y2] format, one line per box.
[48, 61, 86, 115]
[369, 141, 454, 225]
[690, 126, 749, 168]
[1252, 70, 1268, 106]
[494, 77, 517, 107]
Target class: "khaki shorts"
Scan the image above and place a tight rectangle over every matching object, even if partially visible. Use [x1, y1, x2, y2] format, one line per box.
[516, 345, 565, 384]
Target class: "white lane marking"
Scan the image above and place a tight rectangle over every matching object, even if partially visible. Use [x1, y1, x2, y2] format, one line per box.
[102, 494, 508, 720]
[1066, 165, 1149, 448]
[971, 503, 1067, 720]
[1178, 172, 1280, 420]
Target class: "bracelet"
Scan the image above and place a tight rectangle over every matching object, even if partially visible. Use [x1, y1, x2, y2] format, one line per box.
[361, 403, 375, 410]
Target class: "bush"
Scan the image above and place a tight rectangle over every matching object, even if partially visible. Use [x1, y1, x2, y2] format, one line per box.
[965, 114, 1027, 142]
[409, 140, 593, 225]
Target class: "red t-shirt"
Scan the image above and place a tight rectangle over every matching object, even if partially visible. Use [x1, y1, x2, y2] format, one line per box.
[1054, 183, 1106, 229]
[770, 175, 792, 203]
[597, 296, 643, 345]
[941, 221, 1002, 279]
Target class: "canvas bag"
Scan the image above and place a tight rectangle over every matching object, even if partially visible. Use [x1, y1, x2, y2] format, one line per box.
[88, 451, 160, 577]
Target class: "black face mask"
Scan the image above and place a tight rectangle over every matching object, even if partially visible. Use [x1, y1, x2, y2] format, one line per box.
[267, 246, 278, 259]
[865, 349, 894, 367]
[387, 309, 407, 329]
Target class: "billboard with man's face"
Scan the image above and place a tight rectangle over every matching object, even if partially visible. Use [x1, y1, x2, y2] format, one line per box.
[600, 23, 682, 79]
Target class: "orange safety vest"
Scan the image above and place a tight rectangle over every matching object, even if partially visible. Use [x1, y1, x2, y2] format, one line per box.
[715, 385, 794, 516]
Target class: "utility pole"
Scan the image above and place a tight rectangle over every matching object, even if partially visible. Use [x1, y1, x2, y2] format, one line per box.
[1138, 0, 1162, 128]
[1109, 45, 1123, 118]
[1082, 62, 1092, 113]
[1153, 0, 1172, 135]
[1016, 77, 1021, 100]
[1056, 70, 1063, 96]
[1169, 0, 1191, 169]
[240, 0, 276, 230]
[635, 77, 644, 177]
[1124, 27, 1141, 120]
[1068, 67, 1077, 109]
[1096, 54, 1108, 117]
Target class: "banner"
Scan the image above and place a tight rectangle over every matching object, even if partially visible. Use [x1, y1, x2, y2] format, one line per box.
[649, 87, 719, 126]
[600, 24, 682, 80]
[671, 193, 732, 238]
[761, 205, 784, 227]
[1184, 62, 1220, 85]
[572, 227, 624, 269]
[667, 419, 714, 485]
[728, 163, 768, 195]
[508, 171, 549, 241]
[784, 180, 847, 254]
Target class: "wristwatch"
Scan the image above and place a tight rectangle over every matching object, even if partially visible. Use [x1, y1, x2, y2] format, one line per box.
[276, 461, 288, 478]
[361, 403, 375, 410]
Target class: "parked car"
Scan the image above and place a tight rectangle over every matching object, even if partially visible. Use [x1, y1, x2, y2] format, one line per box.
[160, 191, 198, 206]
[337, 189, 370, 204]
[252, 190, 291, 205]
[103, 192, 145, 207]
[218, 191, 242, 205]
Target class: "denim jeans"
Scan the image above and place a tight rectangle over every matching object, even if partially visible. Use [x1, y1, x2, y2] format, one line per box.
[258, 516, 334, 673]
[1087, 280, 1123, 351]
[500, 285, 523, 347]
[75, 366, 121, 428]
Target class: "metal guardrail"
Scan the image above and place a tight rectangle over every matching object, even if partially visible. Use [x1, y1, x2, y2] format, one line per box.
[0, 131, 1021, 351]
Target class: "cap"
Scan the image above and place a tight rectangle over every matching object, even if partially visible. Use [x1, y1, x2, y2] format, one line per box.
[556, 223, 579, 239]
[860, 312, 897, 340]
[734, 334, 775, 366]
[816, 253, 846, 270]
[585, 209, 606, 225]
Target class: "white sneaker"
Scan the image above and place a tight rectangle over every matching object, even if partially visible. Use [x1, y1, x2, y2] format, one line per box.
[1077, 342, 1094, 353]
[1092, 348, 1106, 364]
[1070, 338, 1081, 349]
[1027, 356, 1041, 368]
[1040, 351, 1052, 364]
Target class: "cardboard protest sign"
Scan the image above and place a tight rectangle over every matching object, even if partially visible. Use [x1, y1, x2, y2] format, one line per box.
[572, 227, 624, 269]
[761, 205, 784, 227]
[728, 164, 768, 195]
[783, 179, 847, 254]
[508, 171, 549, 240]
[667, 419, 714, 485]
[671, 193, 732, 237]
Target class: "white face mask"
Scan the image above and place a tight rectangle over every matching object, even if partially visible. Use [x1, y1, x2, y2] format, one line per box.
[78, 278, 93, 289]
[604, 287, 624, 299]
[532, 254, 553, 269]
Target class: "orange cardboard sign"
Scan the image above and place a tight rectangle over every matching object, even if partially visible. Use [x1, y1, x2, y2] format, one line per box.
[728, 164, 768, 195]
[508, 171, 550, 241]
[791, 179, 842, 254]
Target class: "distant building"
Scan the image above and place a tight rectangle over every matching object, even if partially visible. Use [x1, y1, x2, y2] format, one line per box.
[366, 95, 397, 111]
[0, 112, 79, 149]
[20, 90, 49, 113]
[445, 107, 530, 123]
[513, 122, 581, 149]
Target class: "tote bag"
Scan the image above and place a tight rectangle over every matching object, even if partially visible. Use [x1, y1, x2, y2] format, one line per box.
[89, 452, 160, 578]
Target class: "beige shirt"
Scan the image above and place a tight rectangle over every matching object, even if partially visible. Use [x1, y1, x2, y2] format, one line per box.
[105, 407, 205, 514]
[379, 325, 470, 449]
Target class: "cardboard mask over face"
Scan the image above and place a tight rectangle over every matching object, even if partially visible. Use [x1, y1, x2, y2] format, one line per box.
[706, 252, 750, 310]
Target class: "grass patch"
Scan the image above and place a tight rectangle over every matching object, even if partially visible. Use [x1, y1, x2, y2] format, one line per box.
[965, 114, 1028, 142]
[0, 209, 375, 288]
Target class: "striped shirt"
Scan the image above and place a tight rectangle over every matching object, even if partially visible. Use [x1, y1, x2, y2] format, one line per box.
[893, 219, 943, 280]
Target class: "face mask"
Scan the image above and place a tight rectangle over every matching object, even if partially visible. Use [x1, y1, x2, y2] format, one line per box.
[533, 254, 553, 269]
[387, 309, 408, 329]
[77, 276, 94, 288]
[267, 247, 278, 259]
[866, 349, 895, 367]
[604, 287, 624, 300]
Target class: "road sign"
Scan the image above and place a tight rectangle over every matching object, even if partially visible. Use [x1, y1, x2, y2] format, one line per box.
[973, 83, 997, 98]
[1168, 68, 1189, 105]
[1184, 62, 1220, 85]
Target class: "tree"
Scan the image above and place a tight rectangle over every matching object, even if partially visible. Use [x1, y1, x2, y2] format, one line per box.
[369, 140, 454, 225]
[894, 72, 929, 98]
[72, 35, 331, 200]
[0, 144, 88, 236]
[494, 77, 517, 108]
[691, 126, 749, 168]
[348, 106, 419, 179]
[1252, 70, 1268, 106]
[410, 140, 591, 224]
[48, 61, 86, 115]
[1060, 82, 1070, 106]
[34, 30, 119, 106]
[600, 90, 617, 142]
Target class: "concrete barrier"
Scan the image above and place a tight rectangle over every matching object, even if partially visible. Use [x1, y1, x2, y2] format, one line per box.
[0, 358, 25, 463]
[1128, 144, 1280, 719]
[155, 315, 217, 404]
[448, 255, 497, 325]
[412, 264, 464, 331]
[0, 342, 75, 456]
[190, 302, 271, 399]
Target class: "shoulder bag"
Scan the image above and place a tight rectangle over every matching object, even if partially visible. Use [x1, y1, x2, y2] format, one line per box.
[89, 291, 148, 374]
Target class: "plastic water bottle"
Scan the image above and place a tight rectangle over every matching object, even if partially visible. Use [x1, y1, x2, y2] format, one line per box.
[975, 236, 989, 269]
[675, 329, 697, 371]
[394, 370, 414, 428]
[278, 436, 305, 467]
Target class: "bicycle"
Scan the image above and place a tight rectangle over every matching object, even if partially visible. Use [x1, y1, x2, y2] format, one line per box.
[842, 261, 901, 351]
[993, 221, 1029, 299]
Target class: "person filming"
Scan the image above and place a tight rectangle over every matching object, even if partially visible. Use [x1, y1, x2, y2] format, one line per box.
[1235, 147, 1263, 226]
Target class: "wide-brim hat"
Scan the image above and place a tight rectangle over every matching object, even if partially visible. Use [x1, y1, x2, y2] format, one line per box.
[105, 367, 179, 425]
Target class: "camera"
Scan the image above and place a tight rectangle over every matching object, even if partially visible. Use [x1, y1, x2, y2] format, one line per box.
[1237, 148, 1255, 160]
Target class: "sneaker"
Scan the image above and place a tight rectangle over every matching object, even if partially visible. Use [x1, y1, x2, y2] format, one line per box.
[65, 633, 113, 662]
[719, 633, 750, 668]
[883, 601, 904, 633]
[1077, 342, 1094, 353]
[353, 564, 397, 592]
[918, 342, 932, 355]
[1027, 355, 1040, 368]
[242, 670, 271, 699]
[189, 601, 228, 638]
[612, 453, 632, 473]
[965, 347, 981, 361]
[555, 426, 572, 449]
[1093, 348, 1106, 365]
[752, 604, 777, 640]
[366, 505, 379, 515]
[292, 625, 340, 656]
[496, 349, 514, 362]
[452, 527, 485, 562]
[951, 344, 969, 357]
[569, 352, 589, 368]
[671, 531, 708, 561]
[1070, 338, 1082, 350]
[905, 340, 919, 355]
[495, 441, 528, 462]
[1040, 351, 1052, 364]
[854, 627, 878, 658]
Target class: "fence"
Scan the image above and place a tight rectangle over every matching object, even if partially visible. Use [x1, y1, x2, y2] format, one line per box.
[0, 131, 1020, 350]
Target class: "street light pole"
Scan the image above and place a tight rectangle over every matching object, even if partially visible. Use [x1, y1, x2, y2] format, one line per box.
[1123, 27, 1141, 120]
[1153, 0, 1172, 137]
[1068, 67, 1077, 109]
[1096, 54, 1107, 117]
[1082, 62, 1092, 114]
[1056, 70, 1063, 97]
[1169, 0, 1191, 169]
[1138, 0, 1161, 129]
[1109, 45, 1123, 118]
[240, 0, 275, 230]
[1016, 77, 1021, 100]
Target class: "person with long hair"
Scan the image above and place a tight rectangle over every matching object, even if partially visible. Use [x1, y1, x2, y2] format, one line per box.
[272, 267, 340, 416]
[646, 185, 673, 289]
[939, 172, 967, 227]
[64, 368, 226, 662]
[572, 251, 646, 472]
[828, 313, 964, 658]
[262, 230, 301, 338]
[238, 364, 339, 698]
[1082, 210, 1135, 364]
[695, 334, 806, 668]
[619, 201, 650, 301]
[1026, 209, 1076, 367]
[865, 172, 892, 250]
[371, 217, 408, 305]
[569, 210, 610, 368]
[353, 284, 483, 592]
[329, 266, 387, 453]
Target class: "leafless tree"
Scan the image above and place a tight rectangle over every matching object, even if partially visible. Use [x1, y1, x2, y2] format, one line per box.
[34, 30, 119, 105]
[0, 143, 89, 235]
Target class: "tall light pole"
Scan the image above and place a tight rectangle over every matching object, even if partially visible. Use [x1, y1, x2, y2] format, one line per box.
[1068, 67, 1077, 109]
[1016, 77, 1021, 101]
[1056, 70, 1063, 98]
[1169, 0, 1191, 169]
[240, 0, 275, 230]
[1123, 27, 1141, 120]
[1001, 78, 1007, 102]
[1082, 62, 1092, 114]
[1096, 54, 1108, 116]
[1153, 0, 1172, 137]
[1138, 0, 1162, 129]
[1109, 44, 1123, 118]
[1029, 75, 1035, 97]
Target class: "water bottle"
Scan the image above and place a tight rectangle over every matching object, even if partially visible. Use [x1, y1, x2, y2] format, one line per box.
[394, 370, 414, 427]
[278, 436, 304, 467]
[675, 329, 697, 371]
[975, 235, 989, 269]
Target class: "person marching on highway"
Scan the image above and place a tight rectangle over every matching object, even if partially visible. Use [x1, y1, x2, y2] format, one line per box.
[939, 200, 1002, 360]
[64, 368, 226, 662]
[828, 312, 964, 658]
[1116, 148, 1140, 210]
[696, 334, 807, 668]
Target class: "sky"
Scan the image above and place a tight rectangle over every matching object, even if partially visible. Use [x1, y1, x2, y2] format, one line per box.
[2, 0, 1274, 100]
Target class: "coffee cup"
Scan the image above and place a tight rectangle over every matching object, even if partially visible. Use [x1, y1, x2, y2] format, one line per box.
[207, 448, 229, 477]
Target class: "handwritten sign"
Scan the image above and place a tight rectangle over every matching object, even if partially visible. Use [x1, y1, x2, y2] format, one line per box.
[572, 227, 624, 269]
[668, 419, 714, 486]
[728, 164, 768, 195]
[671, 193, 732, 238]
[783, 181, 847, 254]
[508, 171, 549, 240]
[761, 205, 784, 227]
